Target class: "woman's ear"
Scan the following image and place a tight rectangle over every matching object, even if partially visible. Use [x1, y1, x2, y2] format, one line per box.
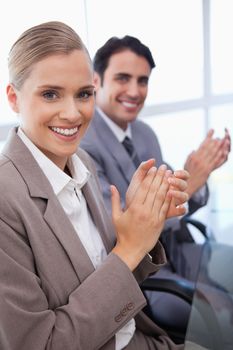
[6, 84, 20, 113]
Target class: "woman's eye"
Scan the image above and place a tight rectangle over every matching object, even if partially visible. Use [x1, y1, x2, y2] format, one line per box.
[42, 91, 58, 100]
[78, 90, 94, 100]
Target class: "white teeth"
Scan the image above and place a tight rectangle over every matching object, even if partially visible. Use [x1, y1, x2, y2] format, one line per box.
[51, 127, 78, 136]
[121, 101, 137, 108]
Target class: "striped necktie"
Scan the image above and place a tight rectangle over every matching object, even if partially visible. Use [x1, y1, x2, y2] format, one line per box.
[122, 136, 141, 168]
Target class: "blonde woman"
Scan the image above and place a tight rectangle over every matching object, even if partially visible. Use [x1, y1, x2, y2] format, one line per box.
[0, 21, 189, 350]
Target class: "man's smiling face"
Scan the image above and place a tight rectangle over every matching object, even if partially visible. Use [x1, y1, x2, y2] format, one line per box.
[95, 49, 151, 130]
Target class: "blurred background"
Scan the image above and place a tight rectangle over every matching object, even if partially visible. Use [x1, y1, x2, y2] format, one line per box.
[0, 0, 232, 244]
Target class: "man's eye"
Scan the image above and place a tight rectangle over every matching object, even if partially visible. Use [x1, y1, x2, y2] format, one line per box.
[139, 80, 148, 86]
[117, 76, 128, 82]
[42, 91, 58, 100]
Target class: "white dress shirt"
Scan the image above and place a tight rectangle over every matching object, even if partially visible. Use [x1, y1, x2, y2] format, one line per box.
[97, 106, 132, 143]
[17, 127, 135, 349]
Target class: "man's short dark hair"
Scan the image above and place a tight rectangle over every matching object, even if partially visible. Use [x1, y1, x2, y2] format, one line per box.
[93, 35, 156, 83]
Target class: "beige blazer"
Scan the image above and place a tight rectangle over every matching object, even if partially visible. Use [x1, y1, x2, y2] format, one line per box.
[0, 128, 182, 350]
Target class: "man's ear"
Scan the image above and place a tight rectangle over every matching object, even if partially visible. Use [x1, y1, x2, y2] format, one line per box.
[93, 72, 102, 91]
[6, 84, 20, 113]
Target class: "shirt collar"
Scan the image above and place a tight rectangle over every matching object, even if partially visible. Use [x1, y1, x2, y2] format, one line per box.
[17, 127, 90, 195]
[96, 106, 132, 142]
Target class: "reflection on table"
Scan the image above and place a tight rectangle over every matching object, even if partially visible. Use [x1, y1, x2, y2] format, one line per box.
[185, 242, 233, 350]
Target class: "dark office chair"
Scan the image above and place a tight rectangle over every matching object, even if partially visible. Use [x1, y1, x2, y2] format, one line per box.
[183, 217, 209, 239]
[141, 277, 194, 343]
[183, 216, 215, 241]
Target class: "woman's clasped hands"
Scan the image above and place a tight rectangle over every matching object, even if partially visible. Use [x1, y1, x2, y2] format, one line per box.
[111, 159, 189, 271]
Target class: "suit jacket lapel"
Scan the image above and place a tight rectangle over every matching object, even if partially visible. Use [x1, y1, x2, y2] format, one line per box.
[94, 110, 136, 184]
[2, 128, 95, 282]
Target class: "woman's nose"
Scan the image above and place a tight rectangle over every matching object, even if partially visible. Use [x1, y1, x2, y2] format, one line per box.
[59, 100, 81, 122]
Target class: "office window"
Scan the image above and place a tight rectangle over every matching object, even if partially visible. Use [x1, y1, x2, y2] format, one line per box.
[142, 110, 205, 170]
[211, 0, 233, 94]
[86, 0, 203, 104]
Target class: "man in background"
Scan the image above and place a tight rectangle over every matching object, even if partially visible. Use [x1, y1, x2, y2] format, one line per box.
[80, 35, 231, 334]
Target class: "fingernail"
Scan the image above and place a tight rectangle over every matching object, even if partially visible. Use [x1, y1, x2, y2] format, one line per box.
[159, 164, 167, 171]
[165, 170, 172, 178]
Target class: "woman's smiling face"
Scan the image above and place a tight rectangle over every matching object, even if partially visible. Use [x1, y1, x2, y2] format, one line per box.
[7, 49, 95, 170]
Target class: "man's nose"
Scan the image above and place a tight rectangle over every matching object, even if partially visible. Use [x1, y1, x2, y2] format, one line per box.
[126, 81, 140, 98]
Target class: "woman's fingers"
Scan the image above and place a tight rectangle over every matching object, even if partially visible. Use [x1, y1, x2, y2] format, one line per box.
[170, 202, 187, 217]
[151, 168, 171, 216]
[169, 189, 189, 205]
[125, 159, 156, 208]
[111, 185, 122, 221]
[168, 175, 187, 192]
[130, 166, 158, 205]
[173, 169, 190, 182]
[159, 191, 173, 220]
[141, 165, 168, 210]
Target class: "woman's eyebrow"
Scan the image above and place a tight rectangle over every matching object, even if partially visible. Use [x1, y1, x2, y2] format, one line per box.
[37, 84, 95, 90]
[37, 84, 64, 90]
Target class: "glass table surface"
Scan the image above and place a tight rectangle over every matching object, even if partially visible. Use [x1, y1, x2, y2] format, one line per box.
[184, 242, 233, 350]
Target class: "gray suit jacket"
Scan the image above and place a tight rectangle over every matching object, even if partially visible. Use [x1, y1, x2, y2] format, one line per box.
[0, 128, 181, 350]
[81, 109, 209, 273]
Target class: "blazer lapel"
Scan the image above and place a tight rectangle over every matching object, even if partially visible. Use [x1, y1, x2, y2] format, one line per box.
[94, 110, 136, 184]
[2, 128, 95, 282]
[43, 197, 95, 282]
[81, 177, 114, 254]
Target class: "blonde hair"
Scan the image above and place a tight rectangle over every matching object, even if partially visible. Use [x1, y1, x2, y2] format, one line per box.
[8, 21, 90, 89]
